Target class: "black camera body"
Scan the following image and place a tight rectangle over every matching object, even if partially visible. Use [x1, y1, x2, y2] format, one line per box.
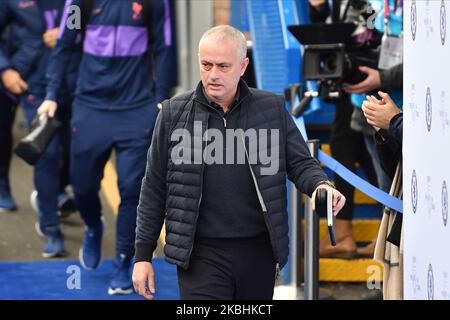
[303, 43, 346, 81]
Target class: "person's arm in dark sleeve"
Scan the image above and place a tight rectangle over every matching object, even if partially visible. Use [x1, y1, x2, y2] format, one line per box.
[379, 63, 403, 91]
[151, 0, 177, 104]
[387, 112, 402, 145]
[0, 44, 10, 79]
[0, 3, 31, 98]
[10, 28, 45, 79]
[45, 0, 82, 102]
[7, 0, 46, 79]
[309, 0, 330, 23]
[374, 129, 401, 179]
[135, 104, 169, 263]
[283, 96, 328, 197]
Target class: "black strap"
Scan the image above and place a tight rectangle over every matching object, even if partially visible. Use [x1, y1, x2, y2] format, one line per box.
[342, 0, 352, 22]
[81, 0, 94, 40]
[167, 92, 195, 137]
[143, 0, 154, 44]
[331, 0, 341, 22]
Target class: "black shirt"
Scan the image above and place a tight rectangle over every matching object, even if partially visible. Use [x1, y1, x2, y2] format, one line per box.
[202, 86, 239, 117]
[195, 85, 268, 239]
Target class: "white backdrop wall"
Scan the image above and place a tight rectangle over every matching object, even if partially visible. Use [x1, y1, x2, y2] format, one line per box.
[403, 0, 450, 300]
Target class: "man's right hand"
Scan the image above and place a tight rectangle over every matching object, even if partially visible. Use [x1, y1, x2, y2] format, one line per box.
[132, 261, 156, 300]
[37, 100, 58, 118]
[309, 0, 327, 7]
[1, 69, 28, 95]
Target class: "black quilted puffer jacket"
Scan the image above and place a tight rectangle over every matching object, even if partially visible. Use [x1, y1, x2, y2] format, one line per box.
[135, 80, 327, 271]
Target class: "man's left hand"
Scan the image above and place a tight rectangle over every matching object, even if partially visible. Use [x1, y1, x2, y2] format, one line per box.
[311, 184, 346, 216]
[344, 66, 381, 94]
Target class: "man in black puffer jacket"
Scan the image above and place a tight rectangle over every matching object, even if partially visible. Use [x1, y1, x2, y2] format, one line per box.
[133, 25, 346, 300]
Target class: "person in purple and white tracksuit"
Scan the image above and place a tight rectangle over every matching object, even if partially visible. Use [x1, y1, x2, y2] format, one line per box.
[38, 0, 177, 295]
[17, 0, 81, 260]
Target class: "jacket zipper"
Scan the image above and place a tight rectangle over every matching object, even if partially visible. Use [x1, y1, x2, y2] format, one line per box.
[186, 162, 205, 263]
[114, 2, 121, 57]
[109, 4, 118, 109]
[186, 113, 207, 266]
[113, 21, 117, 57]
[195, 96, 248, 127]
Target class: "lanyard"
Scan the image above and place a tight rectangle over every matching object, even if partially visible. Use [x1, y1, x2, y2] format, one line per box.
[384, 0, 403, 18]
[384, 0, 403, 35]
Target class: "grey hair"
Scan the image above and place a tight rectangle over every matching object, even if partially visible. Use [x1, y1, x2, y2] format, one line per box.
[198, 25, 247, 61]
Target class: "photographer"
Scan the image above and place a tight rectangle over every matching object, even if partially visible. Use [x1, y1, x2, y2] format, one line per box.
[345, 0, 403, 196]
[309, 0, 380, 258]
[344, 64, 403, 197]
[344, 0, 403, 257]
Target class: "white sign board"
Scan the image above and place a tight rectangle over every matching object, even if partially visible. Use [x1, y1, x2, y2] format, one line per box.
[403, 0, 450, 300]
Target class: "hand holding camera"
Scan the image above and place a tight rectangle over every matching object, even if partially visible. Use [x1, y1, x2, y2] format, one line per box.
[344, 66, 381, 94]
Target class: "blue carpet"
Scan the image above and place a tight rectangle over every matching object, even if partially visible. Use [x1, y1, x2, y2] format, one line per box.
[0, 258, 179, 300]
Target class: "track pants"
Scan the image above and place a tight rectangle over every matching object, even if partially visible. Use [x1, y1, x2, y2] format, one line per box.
[21, 93, 72, 231]
[70, 102, 158, 258]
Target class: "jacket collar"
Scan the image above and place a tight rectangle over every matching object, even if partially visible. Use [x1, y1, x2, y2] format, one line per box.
[193, 79, 252, 107]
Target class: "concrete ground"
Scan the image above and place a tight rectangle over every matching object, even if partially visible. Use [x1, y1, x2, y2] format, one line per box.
[0, 111, 116, 262]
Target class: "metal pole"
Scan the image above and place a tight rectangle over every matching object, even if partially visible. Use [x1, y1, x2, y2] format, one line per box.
[296, 188, 304, 288]
[289, 181, 303, 290]
[289, 181, 298, 287]
[286, 84, 304, 298]
[304, 139, 320, 300]
[287, 84, 302, 291]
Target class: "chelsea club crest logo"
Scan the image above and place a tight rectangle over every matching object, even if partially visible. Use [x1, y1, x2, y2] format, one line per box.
[426, 87, 432, 132]
[428, 264, 434, 300]
[443, 181, 448, 227]
[441, 0, 447, 45]
[412, 170, 418, 214]
[411, 0, 417, 41]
